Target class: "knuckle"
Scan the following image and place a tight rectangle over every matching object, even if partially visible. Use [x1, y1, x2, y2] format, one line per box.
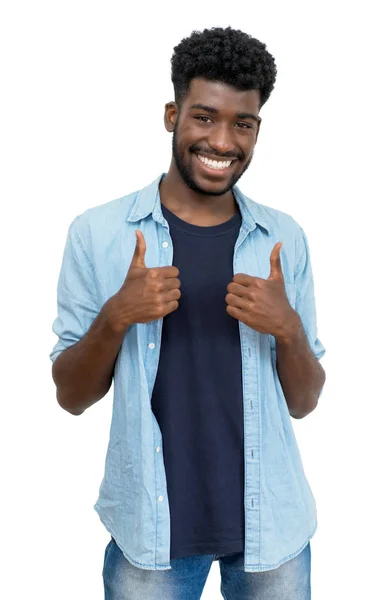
[155, 304, 164, 317]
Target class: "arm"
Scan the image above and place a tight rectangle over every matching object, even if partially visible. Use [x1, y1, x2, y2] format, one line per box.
[50, 222, 180, 416]
[52, 299, 128, 416]
[50, 217, 128, 416]
[275, 314, 326, 419]
[226, 225, 326, 420]
[275, 225, 326, 419]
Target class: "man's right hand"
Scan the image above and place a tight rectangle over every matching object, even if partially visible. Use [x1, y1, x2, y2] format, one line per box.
[105, 230, 181, 333]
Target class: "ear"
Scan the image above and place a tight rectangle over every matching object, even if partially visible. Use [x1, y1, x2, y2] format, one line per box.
[164, 101, 178, 132]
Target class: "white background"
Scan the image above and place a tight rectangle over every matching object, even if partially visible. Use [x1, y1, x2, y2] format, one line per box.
[1, 1, 381, 598]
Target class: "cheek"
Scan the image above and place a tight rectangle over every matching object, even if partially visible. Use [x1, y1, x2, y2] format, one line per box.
[177, 131, 195, 156]
[242, 148, 254, 165]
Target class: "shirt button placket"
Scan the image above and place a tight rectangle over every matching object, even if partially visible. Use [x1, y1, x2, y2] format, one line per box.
[153, 239, 170, 505]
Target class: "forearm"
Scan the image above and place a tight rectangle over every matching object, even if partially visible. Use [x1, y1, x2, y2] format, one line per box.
[275, 312, 326, 419]
[52, 297, 129, 415]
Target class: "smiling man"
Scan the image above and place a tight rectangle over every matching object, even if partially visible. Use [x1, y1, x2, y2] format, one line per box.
[50, 27, 326, 600]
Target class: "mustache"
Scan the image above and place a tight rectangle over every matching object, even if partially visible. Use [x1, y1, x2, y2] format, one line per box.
[190, 146, 243, 160]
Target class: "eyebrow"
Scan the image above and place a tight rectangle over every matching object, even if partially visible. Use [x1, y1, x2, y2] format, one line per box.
[190, 103, 261, 122]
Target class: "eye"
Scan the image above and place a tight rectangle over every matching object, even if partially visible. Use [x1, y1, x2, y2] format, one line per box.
[236, 122, 252, 129]
[195, 115, 212, 123]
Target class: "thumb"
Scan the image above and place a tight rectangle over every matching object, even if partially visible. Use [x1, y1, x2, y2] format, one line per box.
[268, 242, 284, 281]
[130, 230, 147, 269]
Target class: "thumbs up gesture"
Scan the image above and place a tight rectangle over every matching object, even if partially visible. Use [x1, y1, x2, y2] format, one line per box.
[106, 230, 181, 333]
[225, 242, 298, 340]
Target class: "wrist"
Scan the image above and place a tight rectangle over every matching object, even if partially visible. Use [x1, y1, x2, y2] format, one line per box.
[275, 310, 304, 346]
[100, 295, 132, 335]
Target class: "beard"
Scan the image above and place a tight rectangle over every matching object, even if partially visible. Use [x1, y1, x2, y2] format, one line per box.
[171, 123, 253, 196]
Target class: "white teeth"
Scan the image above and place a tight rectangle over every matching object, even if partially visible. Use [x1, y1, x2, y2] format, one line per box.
[197, 154, 233, 169]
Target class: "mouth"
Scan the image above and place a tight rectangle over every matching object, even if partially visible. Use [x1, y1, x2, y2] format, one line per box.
[193, 152, 238, 176]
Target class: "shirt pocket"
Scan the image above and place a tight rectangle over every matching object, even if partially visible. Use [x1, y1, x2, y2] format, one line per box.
[268, 282, 297, 350]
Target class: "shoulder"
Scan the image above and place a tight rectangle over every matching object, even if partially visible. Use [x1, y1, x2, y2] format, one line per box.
[238, 190, 310, 279]
[254, 198, 302, 236]
[69, 188, 140, 247]
[238, 188, 304, 243]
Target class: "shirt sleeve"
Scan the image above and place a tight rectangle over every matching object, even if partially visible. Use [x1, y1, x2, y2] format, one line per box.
[49, 216, 100, 364]
[294, 226, 326, 361]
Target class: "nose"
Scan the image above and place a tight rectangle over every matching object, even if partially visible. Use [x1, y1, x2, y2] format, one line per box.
[207, 123, 235, 156]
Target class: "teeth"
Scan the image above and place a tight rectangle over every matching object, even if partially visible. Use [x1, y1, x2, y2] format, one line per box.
[197, 154, 232, 169]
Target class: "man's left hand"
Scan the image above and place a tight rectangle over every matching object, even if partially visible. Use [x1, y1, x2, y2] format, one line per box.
[225, 242, 298, 339]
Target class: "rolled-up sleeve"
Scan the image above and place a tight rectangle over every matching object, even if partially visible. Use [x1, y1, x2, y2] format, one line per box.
[49, 216, 100, 364]
[294, 226, 326, 361]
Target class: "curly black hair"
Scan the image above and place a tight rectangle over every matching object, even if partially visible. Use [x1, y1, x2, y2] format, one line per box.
[171, 27, 277, 109]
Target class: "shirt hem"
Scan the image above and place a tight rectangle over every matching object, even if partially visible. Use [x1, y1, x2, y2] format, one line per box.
[243, 520, 317, 572]
[94, 501, 317, 573]
[93, 502, 172, 571]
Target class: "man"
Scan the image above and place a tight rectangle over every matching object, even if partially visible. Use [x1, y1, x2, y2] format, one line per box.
[50, 26, 326, 600]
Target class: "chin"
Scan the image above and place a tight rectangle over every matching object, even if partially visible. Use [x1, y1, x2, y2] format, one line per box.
[187, 177, 233, 196]
[200, 183, 233, 196]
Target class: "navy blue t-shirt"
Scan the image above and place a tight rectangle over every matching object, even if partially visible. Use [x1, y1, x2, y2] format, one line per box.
[150, 202, 245, 560]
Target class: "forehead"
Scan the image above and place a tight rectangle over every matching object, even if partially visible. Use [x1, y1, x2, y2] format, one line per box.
[183, 77, 261, 114]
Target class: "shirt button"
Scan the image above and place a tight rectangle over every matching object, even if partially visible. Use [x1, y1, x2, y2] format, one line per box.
[162, 242, 169, 248]
[156, 446, 161, 453]
[148, 343, 155, 349]
[158, 495, 164, 502]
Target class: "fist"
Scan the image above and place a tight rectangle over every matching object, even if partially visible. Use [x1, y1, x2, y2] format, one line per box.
[107, 230, 181, 332]
[225, 242, 297, 339]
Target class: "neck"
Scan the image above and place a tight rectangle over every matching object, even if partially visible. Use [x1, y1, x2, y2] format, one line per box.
[159, 158, 238, 219]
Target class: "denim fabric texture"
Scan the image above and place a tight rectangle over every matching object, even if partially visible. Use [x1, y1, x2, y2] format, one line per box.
[50, 173, 325, 572]
[103, 537, 311, 600]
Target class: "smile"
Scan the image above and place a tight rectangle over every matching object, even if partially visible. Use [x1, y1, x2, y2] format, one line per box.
[196, 154, 233, 170]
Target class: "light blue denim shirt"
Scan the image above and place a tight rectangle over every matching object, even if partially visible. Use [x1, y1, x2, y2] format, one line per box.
[50, 173, 325, 572]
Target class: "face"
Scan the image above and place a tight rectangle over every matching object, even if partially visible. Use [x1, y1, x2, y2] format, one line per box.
[165, 78, 262, 196]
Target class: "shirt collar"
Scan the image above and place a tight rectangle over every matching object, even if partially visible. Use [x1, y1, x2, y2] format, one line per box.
[126, 173, 270, 234]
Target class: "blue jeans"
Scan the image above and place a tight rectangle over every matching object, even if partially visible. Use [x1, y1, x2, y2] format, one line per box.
[102, 537, 311, 599]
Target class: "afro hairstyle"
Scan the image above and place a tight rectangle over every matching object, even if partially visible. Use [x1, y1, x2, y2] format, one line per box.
[171, 26, 277, 109]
